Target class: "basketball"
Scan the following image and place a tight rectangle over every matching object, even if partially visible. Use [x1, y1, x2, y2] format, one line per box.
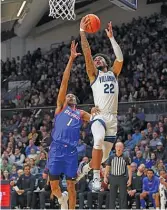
[84, 14, 101, 34]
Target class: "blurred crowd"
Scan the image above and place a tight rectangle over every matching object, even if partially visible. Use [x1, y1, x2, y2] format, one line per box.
[1, 105, 167, 208]
[1, 13, 167, 108]
[1, 12, 167, 209]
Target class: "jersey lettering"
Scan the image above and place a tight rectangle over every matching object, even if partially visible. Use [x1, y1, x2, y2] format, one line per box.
[104, 83, 115, 94]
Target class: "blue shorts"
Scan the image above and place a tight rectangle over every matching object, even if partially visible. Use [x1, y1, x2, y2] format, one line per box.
[48, 142, 78, 178]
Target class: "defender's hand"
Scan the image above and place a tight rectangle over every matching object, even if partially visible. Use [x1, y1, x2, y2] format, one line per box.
[80, 16, 90, 31]
[91, 106, 100, 116]
[105, 21, 113, 38]
[70, 41, 81, 60]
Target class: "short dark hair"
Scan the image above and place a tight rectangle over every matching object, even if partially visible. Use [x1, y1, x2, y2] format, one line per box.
[93, 53, 111, 69]
[147, 169, 154, 173]
[23, 164, 30, 170]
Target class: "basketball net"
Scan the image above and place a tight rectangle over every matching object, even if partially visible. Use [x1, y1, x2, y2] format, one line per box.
[49, 0, 76, 20]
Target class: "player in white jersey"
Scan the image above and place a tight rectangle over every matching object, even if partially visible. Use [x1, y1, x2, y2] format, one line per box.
[77, 18, 123, 190]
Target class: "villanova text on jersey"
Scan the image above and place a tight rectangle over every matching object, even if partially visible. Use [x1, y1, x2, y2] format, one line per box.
[51, 106, 82, 147]
[99, 75, 116, 83]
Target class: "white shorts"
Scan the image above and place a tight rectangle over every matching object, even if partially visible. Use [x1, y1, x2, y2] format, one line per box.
[91, 113, 117, 138]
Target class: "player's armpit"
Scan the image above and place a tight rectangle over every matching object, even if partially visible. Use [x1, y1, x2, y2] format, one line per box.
[112, 60, 123, 76]
[80, 31, 97, 83]
[80, 110, 91, 122]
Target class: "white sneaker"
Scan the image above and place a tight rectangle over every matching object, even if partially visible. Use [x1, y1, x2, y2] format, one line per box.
[76, 163, 91, 183]
[92, 178, 101, 192]
[58, 191, 68, 210]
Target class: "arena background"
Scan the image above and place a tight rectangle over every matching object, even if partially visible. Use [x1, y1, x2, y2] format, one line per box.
[1, 0, 167, 209]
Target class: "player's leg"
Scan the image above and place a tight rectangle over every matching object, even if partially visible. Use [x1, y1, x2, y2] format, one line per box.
[65, 152, 78, 210]
[102, 114, 117, 163]
[90, 120, 106, 189]
[48, 153, 68, 209]
[76, 118, 105, 185]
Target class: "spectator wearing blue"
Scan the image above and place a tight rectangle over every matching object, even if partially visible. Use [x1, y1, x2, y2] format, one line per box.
[133, 151, 146, 167]
[140, 169, 160, 209]
[132, 128, 142, 145]
[77, 139, 86, 161]
[149, 131, 162, 151]
[145, 152, 156, 169]
[124, 134, 136, 150]
[25, 139, 38, 157]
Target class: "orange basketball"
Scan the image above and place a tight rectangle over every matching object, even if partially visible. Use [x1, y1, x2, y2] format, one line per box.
[84, 14, 101, 34]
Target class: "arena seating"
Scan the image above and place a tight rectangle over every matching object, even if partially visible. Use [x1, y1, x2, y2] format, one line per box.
[1, 13, 167, 108]
[1, 13, 167, 209]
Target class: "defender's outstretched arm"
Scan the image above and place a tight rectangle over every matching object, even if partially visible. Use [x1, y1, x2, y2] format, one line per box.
[105, 22, 123, 76]
[56, 41, 81, 114]
[80, 17, 97, 84]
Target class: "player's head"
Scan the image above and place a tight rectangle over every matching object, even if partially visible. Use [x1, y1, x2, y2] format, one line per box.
[66, 93, 77, 106]
[93, 53, 111, 72]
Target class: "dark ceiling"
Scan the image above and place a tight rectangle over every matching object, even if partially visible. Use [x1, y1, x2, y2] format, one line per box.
[1, 0, 98, 42]
[37, 0, 98, 27]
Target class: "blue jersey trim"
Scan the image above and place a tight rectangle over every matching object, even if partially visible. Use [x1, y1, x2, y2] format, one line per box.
[104, 136, 116, 143]
[90, 70, 99, 86]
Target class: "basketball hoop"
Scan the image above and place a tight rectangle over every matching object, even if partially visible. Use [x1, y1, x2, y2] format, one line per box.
[49, 0, 76, 20]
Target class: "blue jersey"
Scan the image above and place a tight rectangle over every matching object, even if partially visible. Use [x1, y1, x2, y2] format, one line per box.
[51, 106, 83, 147]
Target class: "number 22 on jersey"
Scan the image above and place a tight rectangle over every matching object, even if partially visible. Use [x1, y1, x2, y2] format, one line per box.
[104, 83, 115, 94]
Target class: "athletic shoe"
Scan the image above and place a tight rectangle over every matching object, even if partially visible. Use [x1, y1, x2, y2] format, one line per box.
[58, 191, 68, 210]
[92, 178, 101, 192]
[76, 162, 91, 183]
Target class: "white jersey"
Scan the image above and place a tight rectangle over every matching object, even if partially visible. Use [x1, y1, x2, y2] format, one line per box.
[91, 70, 118, 115]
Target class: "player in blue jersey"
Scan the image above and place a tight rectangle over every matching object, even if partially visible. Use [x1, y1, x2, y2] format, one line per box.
[48, 41, 98, 210]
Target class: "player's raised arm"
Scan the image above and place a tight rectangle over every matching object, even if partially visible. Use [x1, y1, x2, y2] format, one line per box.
[105, 22, 123, 76]
[80, 17, 98, 84]
[56, 41, 81, 114]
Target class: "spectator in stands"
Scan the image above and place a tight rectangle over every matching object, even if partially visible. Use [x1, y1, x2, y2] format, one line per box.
[1, 157, 12, 172]
[36, 151, 47, 174]
[29, 158, 39, 176]
[25, 139, 38, 157]
[132, 128, 142, 145]
[133, 151, 146, 167]
[150, 131, 162, 151]
[124, 133, 136, 150]
[10, 165, 18, 180]
[2, 170, 10, 180]
[11, 164, 36, 209]
[152, 160, 166, 177]
[140, 169, 160, 209]
[9, 148, 25, 168]
[13, 129, 21, 143]
[127, 164, 145, 209]
[145, 152, 157, 169]
[155, 141, 167, 161]
[28, 127, 38, 141]
[131, 162, 137, 174]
